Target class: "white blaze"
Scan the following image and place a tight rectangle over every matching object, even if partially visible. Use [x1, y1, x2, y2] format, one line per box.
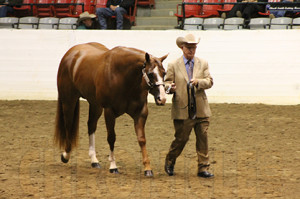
[154, 67, 166, 104]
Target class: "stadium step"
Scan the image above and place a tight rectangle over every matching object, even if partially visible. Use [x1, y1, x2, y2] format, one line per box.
[133, 0, 181, 30]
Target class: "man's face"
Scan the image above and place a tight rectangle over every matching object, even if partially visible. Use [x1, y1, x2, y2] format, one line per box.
[182, 43, 197, 60]
[83, 18, 93, 27]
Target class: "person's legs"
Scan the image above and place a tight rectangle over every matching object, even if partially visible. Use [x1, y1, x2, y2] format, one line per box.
[270, 10, 286, 18]
[114, 7, 127, 29]
[165, 119, 194, 166]
[0, 6, 13, 17]
[243, 4, 264, 20]
[96, 7, 114, 29]
[194, 118, 210, 172]
[227, 4, 246, 18]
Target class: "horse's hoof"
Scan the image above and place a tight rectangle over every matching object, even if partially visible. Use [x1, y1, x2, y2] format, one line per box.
[144, 170, 154, 177]
[61, 154, 69, 163]
[109, 168, 119, 174]
[91, 163, 101, 168]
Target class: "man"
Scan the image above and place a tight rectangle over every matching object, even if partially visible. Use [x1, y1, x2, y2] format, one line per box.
[164, 33, 214, 178]
[77, 11, 96, 29]
[96, 0, 135, 30]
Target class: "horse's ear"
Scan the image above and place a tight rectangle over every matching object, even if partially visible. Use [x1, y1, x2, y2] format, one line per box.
[160, 54, 168, 62]
[145, 53, 150, 63]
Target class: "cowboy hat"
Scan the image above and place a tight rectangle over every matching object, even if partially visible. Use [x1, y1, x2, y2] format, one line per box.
[78, 11, 96, 23]
[176, 33, 200, 48]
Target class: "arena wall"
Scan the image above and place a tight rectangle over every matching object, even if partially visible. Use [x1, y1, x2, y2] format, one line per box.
[0, 29, 299, 105]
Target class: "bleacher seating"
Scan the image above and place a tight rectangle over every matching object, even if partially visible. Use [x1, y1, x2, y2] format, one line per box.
[13, 0, 37, 17]
[292, 17, 300, 29]
[38, 17, 59, 28]
[269, 17, 292, 29]
[36, 0, 55, 17]
[53, 0, 75, 18]
[197, 0, 222, 18]
[203, 17, 224, 30]
[58, 17, 77, 29]
[175, 0, 201, 22]
[137, 0, 155, 8]
[18, 16, 39, 29]
[249, 17, 270, 29]
[0, 17, 19, 29]
[183, 17, 203, 29]
[1, 0, 300, 30]
[223, 17, 244, 29]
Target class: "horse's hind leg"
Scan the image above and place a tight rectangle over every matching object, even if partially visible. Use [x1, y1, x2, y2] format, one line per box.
[88, 104, 103, 168]
[104, 108, 119, 174]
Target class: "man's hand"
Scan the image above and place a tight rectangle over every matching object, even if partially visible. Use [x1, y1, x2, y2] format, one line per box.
[190, 79, 199, 87]
[166, 83, 176, 94]
[110, 5, 118, 11]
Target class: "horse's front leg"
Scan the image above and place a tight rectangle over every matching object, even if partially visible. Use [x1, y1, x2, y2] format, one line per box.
[133, 104, 153, 177]
[104, 108, 119, 174]
[87, 104, 103, 168]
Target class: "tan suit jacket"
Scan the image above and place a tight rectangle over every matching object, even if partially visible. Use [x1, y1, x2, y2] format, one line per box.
[165, 56, 213, 120]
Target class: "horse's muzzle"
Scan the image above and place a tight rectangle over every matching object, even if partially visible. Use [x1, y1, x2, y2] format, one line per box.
[155, 96, 166, 105]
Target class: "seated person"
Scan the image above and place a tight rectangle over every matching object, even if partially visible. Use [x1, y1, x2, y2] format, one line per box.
[0, 0, 22, 17]
[269, 0, 298, 18]
[96, 0, 135, 30]
[224, 0, 267, 21]
[77, 11, 97, 29]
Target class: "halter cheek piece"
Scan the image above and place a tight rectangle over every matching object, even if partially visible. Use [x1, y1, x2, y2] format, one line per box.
[142, 61, 165, 89]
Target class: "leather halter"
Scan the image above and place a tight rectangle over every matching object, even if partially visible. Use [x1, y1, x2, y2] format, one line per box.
[142, 61, 164, 89]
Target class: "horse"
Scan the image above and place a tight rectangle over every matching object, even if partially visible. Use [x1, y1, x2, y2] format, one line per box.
[55, 42, 168, 176]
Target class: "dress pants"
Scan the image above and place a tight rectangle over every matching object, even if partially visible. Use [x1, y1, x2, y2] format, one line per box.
[165, 117, 210, 172]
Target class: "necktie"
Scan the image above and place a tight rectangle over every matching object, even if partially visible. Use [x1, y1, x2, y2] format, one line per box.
[188, 60, 193, 81]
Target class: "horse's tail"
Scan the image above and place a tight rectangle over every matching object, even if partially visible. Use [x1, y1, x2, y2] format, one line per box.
[54, 97, 80, 151]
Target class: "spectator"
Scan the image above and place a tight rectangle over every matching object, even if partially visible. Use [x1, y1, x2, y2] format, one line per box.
[0, 0, 22, 17]
[96, 0, 135, 30]
[77, 11, 97, 29]
[222, 0, 267, 21]
[269, 0, 297, 18]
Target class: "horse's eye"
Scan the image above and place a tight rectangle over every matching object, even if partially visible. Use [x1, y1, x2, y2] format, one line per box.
[147, 72, 154, 79]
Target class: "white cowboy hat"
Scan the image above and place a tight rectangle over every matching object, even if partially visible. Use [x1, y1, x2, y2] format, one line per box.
[176, 33, 200, 48]
[78, 11, 96, 22]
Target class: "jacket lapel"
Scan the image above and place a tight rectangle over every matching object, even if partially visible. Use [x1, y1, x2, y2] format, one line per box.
[192, 58, 201, 79]
[178, 56, 189, 83]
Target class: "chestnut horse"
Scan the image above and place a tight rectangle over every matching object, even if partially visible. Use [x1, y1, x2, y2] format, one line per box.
[55, 42, 167, 176]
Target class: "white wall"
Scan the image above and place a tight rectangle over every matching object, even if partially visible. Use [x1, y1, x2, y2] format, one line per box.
[0, 29, 300, 105]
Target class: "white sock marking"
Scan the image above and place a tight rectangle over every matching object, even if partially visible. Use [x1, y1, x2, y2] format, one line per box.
[89, 134, 99, 163]
[109, 151, 117, 169]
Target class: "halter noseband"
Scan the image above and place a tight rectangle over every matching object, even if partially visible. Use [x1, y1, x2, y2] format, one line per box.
[142, 61, 164, 89]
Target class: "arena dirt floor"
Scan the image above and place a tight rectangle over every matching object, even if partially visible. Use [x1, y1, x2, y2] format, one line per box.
[0, 100, 299, 199]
